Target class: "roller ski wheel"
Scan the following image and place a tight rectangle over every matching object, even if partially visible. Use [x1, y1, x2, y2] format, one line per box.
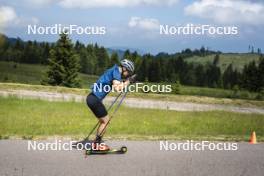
[86, 146, 127, 155]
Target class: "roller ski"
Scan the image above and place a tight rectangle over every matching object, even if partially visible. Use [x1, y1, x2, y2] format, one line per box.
[86, 145, 127, 155]
[85, 135, 127, 155]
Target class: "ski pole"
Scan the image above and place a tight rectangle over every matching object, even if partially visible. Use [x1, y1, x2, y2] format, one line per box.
[106, 91, 123, 112]
[85, 91, 124, 140]
[98, 90, 128, 138]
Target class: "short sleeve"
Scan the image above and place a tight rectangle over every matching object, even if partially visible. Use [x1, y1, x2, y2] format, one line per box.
[112, 65, 122, 81]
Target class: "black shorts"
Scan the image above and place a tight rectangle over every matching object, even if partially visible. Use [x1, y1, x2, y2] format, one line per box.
[86, 93, 108, 118]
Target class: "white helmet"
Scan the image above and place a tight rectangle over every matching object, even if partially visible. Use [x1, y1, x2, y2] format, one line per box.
[120, 59, 135, 73]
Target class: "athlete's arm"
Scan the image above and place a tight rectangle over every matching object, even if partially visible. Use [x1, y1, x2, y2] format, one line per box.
[112, 80, 130, 91]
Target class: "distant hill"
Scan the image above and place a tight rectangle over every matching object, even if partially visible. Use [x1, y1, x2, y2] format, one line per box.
[0, 34, 22, 45]
[107, 47, 146, 59]
[106, 48, 125, 59]
[185, 53, 261, 72]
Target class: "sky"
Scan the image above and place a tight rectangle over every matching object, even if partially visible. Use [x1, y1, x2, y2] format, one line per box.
[0, 0, 263, 54]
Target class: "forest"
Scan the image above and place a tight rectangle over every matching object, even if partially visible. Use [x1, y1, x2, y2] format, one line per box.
[0, 34, 263, 92]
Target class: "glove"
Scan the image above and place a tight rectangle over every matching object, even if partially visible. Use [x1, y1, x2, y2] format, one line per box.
[128, 74, 137, 83]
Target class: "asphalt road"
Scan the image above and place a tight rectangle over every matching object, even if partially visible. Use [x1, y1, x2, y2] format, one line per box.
[0, 140, 263, 176]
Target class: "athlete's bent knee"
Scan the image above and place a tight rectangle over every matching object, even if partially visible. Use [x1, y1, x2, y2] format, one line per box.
[99, 116, 109, 124]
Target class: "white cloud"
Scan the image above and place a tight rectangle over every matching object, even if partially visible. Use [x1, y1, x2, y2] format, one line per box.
[184, 0, 264, 25]
[0, 6, 17, 29]
[128, 16, 160, 30]
[17, 17, 39, 26]
[59, 0, 178, 8]
[0, 6, 39, 32]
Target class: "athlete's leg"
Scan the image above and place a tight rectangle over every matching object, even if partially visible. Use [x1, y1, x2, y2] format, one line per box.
[95, 115, 110, 142]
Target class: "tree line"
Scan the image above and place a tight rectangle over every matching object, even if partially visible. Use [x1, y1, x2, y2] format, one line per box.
[135, 54, 264, 92]
[0, 34, 263, 92]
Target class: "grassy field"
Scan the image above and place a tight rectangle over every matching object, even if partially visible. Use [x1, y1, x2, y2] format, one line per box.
[0, 96, 263, 141]
[0, 61, 263, 101]
[143, 82, 261, 100]
[0, 61, 98, 88]
[1, 82, 264, 108]
[186, 53, 260, 72]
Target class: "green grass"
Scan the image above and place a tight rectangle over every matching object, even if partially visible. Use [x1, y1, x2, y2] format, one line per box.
[0, 61, 45, 84]
[140, 82, 260, 100]
[0, 82, 89, 95]
[179, 85, 259, 100]
[1, 82, 264, 108]
[186, 53, 260, 72]
[0, 61, 98, 88]
[0, 96, 263, 141]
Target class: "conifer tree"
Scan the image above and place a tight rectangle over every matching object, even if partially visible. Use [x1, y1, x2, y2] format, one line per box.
[42, 33, 80, 88]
